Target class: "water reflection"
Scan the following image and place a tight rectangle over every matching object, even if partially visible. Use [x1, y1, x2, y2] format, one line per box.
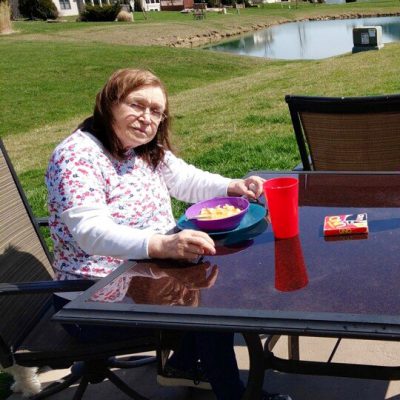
[208, 16, 400, 60]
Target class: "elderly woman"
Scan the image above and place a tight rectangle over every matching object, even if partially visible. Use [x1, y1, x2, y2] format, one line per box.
[46, 68, 291, 400]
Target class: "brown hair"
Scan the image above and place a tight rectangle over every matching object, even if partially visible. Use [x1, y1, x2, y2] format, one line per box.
[78, 68, 172, 169]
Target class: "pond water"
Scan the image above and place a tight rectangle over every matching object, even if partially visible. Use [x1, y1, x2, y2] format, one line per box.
[207, 16, 400, 60]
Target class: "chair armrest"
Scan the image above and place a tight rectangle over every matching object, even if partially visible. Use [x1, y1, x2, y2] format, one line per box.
[0, 279, 94, 295]
[35, 216, 49, 227]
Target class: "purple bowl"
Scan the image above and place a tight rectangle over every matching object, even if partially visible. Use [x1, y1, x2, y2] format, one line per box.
[185, 197, 250, 232]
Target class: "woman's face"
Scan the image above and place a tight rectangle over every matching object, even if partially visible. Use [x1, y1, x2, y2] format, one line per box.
[112, 85, 166, 149]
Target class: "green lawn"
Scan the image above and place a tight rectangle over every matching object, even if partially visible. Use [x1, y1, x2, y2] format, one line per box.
[1, 0, 400, 218]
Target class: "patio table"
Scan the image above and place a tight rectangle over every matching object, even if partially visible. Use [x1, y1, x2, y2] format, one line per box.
[53, 171, 400, 398]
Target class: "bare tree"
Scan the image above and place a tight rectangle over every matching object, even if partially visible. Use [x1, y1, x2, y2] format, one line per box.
[139, 0, 147, 18]
[0, 0, 12, 34]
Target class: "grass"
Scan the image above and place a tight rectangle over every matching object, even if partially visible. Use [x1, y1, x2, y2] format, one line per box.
[2, 2, 400, 220]
[0, 42, 268, 137]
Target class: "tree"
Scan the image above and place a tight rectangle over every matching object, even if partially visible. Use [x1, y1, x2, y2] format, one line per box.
[0, 0, 12, 34]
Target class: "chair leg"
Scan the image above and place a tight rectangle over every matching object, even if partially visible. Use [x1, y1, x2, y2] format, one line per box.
[264, 335, 280, 352]
[105, 369, 149, 400]
[109, 355, 157, 369]
[288, 335, 300, 360]
[72, 376, 89, 400]
[327, 338, 342, 363]
[156, 347, 171, 374]
[242, 333, 265, 400]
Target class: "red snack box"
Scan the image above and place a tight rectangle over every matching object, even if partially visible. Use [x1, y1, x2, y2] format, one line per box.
[323, 213, 368, 236]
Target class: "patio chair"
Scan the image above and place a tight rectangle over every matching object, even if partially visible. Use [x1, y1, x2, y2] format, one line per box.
[193, 3, 206, 19]
[0, 138, 157, 400]
[285, 94, 400, 171]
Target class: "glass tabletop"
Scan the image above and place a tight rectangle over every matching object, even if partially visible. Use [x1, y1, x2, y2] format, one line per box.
[54, 172, 400, 338]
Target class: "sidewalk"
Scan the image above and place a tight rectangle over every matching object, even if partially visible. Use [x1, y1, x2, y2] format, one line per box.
[8, 335, 400, 400]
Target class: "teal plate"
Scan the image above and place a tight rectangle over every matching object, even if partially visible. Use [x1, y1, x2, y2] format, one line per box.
[176, 203, 267, 236]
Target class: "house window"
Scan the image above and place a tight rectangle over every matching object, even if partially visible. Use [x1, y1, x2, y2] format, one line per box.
[59, 0, 71, 8]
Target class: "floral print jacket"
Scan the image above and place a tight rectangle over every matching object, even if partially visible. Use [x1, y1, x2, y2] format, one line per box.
[46, 130, 230, 280]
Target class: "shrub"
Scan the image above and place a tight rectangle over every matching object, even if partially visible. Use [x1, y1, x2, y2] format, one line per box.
[0, 0, 12, 33]
[37, 0, 58, 18]
[116, 9, 132, 21]
[18, 0, 58, 20]
[211, 0, 220, 5]
[80, 2, 122, 21]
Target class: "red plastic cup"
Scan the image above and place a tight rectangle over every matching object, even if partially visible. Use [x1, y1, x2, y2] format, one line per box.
[263, 177, 299, 239]
[274, 235, 308, 292]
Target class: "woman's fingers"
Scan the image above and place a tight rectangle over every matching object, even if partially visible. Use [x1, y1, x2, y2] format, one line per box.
[148, 230, 215, 260]
[246, 176, 265, 198]
[227, 176, 265, 199]
[205, 264, 219, 286]
[183, 230, 216, 256]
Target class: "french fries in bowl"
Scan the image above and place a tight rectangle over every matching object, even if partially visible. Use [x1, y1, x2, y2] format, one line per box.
[185, 197, 250, 232]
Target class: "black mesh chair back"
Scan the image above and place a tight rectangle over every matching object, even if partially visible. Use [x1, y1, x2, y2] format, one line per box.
[285, 94, 400, 171]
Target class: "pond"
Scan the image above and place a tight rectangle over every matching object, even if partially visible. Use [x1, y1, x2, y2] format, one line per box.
[207, 16, 400, 60]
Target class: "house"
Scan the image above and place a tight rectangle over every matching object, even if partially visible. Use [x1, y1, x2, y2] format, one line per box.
[59, 0, 159, 14]
[10, 0, 123, 18]
[56, 0, 116, 16]
[142, 0, 161, 11]
[10, 0, 170, 18]
[54, 0, 80, 16]
[160, 0, 193, 11]
[249, 0, 281, 4]
[10, 0, 82, 17]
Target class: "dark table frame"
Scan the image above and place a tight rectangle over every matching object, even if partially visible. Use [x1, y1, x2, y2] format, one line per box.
[54, 255, 400, 338]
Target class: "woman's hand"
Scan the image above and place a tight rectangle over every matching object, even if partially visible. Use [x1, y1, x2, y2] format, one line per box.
[148, 230, 216, 261]
[159, 262, 219, 289]
[227, 175, 265, 200]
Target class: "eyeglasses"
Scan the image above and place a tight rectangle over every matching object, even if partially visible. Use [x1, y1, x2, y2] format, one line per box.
[126, 102, 166, 123]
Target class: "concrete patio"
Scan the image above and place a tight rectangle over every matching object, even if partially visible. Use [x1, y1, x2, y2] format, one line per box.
[8, 335, 400, 400]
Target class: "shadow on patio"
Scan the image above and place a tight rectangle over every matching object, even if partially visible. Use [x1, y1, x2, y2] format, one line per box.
[8, 334, 400, 400]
